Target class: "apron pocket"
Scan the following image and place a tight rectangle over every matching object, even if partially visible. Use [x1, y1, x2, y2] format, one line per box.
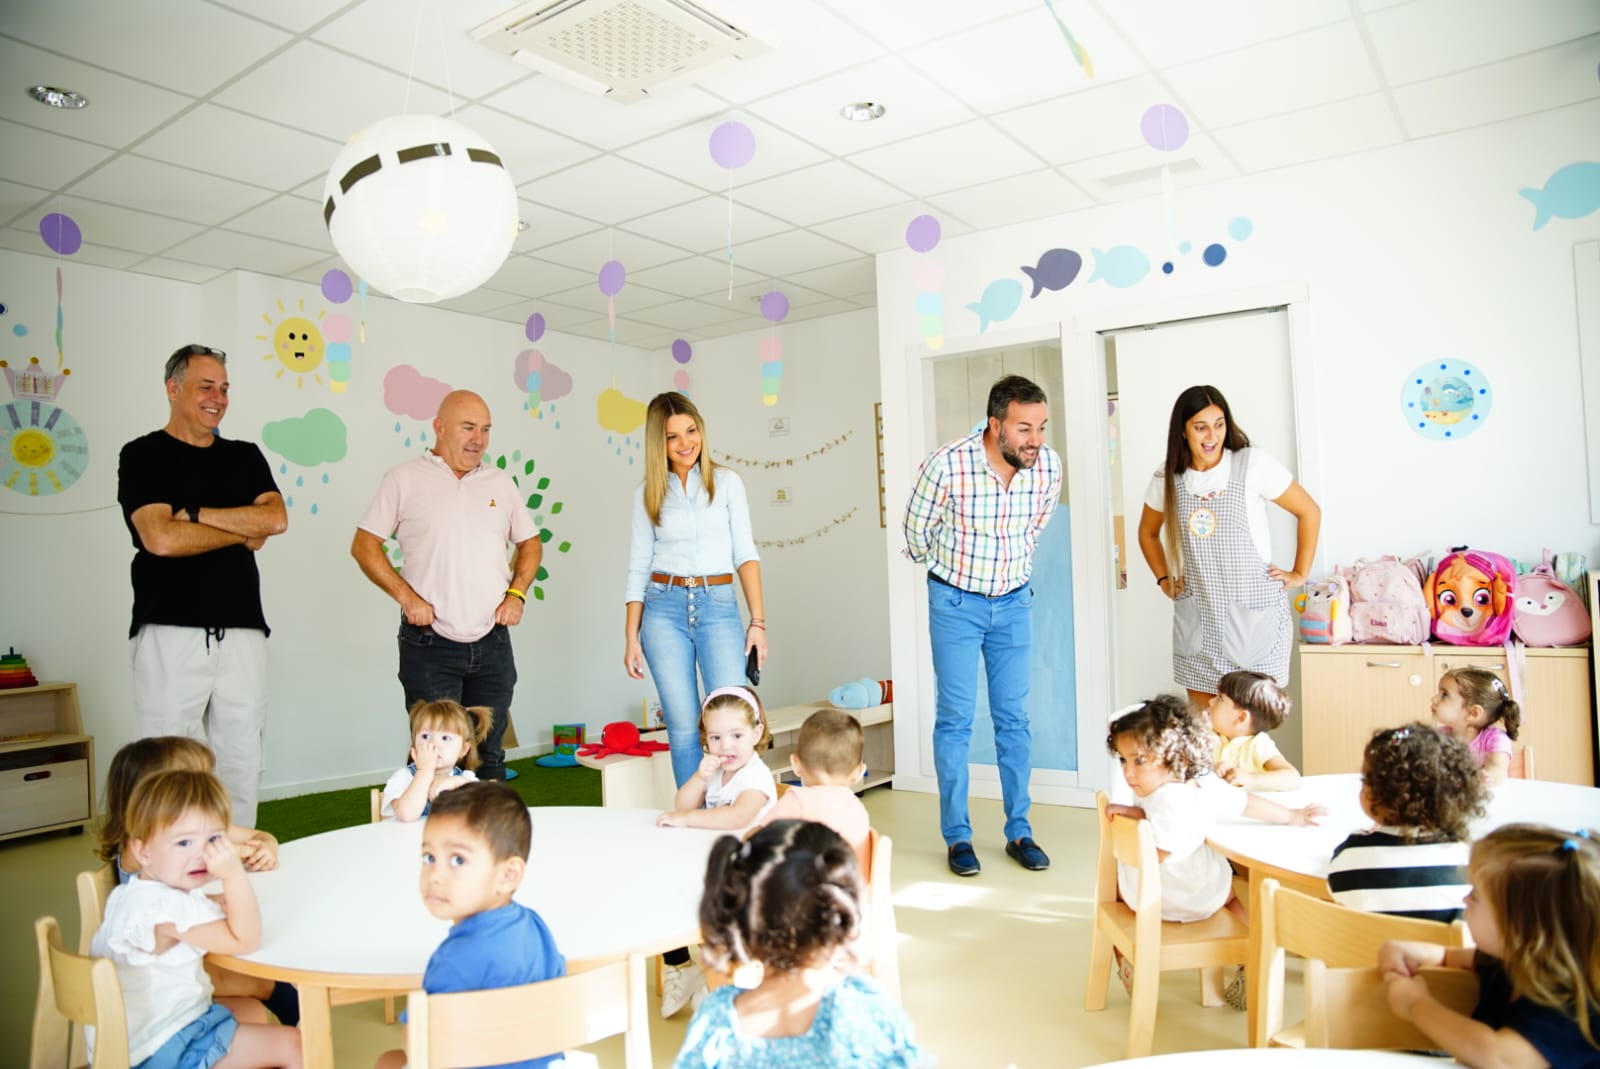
[1173, 595, 1205, 657]
[1223, 602, 1280, 667]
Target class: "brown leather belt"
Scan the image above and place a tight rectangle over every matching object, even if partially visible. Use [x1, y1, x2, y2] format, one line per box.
[652, 572, 733, 588]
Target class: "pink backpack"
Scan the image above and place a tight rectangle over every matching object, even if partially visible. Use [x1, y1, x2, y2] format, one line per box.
[1294, 576, 1352, 644]
[1426, 547, 1516, 646]
[1340, 556, 1430, 645]
[1513, 550, 1592, 647]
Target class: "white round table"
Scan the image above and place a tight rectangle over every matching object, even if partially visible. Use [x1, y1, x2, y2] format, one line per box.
[1080, 1049, 1453, 1067]
[211, 807, 724, 1069]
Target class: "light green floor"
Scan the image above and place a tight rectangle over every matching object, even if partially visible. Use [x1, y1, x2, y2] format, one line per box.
[4, 789, 1277, 1068]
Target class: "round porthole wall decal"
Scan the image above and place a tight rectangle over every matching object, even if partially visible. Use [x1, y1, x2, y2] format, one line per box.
[1401, 359, 1492, 441]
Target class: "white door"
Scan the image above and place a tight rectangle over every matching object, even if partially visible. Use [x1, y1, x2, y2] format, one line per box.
[1111, 309, 1299, 708]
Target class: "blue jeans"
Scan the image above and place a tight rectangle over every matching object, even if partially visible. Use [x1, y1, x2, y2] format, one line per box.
[927, 578, 1035, 845]
[639, 579, 746, 786]
[397, 621, 517, 779]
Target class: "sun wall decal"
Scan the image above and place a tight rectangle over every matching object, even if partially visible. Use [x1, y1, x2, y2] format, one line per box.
[258, 298, 329, 389]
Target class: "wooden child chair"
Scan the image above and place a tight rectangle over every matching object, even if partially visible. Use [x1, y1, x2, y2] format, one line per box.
[1084, 792, 1250, 1060]
[863, 828, 901, 1003]
[1507, 744, 1535, 780]
[406, 953, 651, 1069]
[31, 915, 129, 1069]
[1254, 876, 1472, 1048]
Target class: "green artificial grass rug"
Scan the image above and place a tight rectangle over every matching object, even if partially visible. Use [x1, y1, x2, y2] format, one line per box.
[255, 754, 601, 844]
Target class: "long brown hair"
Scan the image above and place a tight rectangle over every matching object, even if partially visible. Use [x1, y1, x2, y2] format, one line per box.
[98, 736, 215, 863]
[642, 392, 720, 527]
[1160, 384, 1250, 583]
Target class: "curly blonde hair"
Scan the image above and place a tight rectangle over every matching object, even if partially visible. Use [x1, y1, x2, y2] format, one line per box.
[1107, 695, 1213, 783]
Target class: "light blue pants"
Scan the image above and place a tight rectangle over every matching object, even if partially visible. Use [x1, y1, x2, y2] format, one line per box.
[927, 578, 1035, 846]
[639, 580, 747, 787]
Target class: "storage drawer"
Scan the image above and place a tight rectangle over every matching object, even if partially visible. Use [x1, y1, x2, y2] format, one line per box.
[0, 757, 89, 835]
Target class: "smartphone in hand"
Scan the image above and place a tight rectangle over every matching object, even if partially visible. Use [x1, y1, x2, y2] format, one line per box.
[745, 646, 761, 686]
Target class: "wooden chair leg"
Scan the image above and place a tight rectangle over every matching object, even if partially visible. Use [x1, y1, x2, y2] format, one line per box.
[1199, 965, 1226, 1007]
[1085, 924, 1112, 1012]
[1126, 947, 1161, 1060]
[383, 995, 396, 1025]
[655, 955, 665, 998]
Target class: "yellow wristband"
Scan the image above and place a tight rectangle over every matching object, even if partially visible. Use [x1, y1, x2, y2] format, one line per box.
[505, 588, 526, 602]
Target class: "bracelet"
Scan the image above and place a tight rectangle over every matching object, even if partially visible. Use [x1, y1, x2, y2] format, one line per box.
[748, 617, 766, 624]
[1156, 575, 1170, 587]
[747, 622, 766, 630]
[504, 588, 526, 602]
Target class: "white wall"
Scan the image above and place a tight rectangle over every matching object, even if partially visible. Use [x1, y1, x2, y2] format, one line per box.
[0, 251, 887, 798]
[877, 100, 1600, 799]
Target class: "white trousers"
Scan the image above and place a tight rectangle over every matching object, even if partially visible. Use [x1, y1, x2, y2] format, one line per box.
[129, 624, 268, 827]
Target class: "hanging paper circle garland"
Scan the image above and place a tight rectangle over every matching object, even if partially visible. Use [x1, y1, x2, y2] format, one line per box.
[759, 292, 787, 407]
[906, 215, 945, 349]
[709, 120, 757, 300]
[1401, 358, 1492, 441]
[598, 260, 626, 342]
[1140, 104, 1189, 151]
[40, 213, 82, 256]
[525, 312, 546, 343]
[671, 338, 693, 393]
[321, 269, 353, 304]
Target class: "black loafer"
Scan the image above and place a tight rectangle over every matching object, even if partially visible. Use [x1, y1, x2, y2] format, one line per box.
[1006, 836, 1050, 871]
[947, 841, 980, 877]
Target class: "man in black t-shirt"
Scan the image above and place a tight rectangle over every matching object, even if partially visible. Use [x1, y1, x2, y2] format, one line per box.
[117, 344, 287, 826]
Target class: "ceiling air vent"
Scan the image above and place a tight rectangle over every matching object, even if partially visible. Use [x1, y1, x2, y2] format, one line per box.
[1098, 158, 1204, 188]
[472, 0, 771, 103]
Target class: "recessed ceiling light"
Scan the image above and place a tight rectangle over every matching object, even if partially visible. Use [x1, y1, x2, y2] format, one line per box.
[27, 85, 89, 109]
[839, 101, 885, 122]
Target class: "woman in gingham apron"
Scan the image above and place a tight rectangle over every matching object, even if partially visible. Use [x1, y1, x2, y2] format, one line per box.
[1136, 385, 1321, 708]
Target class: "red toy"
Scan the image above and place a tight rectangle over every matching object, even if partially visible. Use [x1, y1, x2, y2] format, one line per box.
[576, 720, 671, 758]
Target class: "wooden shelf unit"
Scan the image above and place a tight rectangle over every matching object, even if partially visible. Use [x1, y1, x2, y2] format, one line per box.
[0, 681, 95, 841]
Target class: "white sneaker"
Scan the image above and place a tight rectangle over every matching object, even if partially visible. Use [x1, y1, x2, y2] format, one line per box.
[661, 963, 704, 1018]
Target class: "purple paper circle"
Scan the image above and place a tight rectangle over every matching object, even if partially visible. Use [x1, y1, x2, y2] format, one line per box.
[39, 213, 82, 256]
[759, 291, 789, 323]
[671, 339, 692, 364]
[905, 214, 941, 253]
[709, 121, 757, 170]
[321, 269, 353, 304]
[525, 313, 546, 342]
[1140, 104, 1189, 152]
[598, 260, 626, 297]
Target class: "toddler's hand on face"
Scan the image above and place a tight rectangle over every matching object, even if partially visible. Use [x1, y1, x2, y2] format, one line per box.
[697, 754, 722, 779]
[203, 835, 245, 880]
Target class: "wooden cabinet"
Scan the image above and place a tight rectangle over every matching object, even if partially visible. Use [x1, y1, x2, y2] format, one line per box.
[0, 682, 95, 841]
[1299, 645, 1595, 786]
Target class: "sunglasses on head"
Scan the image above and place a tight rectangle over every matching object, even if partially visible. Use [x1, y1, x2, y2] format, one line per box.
[176, 344, 226, 358]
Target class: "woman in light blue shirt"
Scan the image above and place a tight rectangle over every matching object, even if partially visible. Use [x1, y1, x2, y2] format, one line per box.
[625, 392, 767, 788]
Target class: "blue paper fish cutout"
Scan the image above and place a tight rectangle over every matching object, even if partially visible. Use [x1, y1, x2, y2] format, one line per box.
[1088, 245, 1150, 289]
[967, 278, 1024, 332]
[1021, 249, 1082, 298]
[1520, 162, 1600, 230]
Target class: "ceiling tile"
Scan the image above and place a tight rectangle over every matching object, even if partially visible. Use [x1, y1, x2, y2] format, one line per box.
[787, 296, 864, 321]
[845, 290, 877, 308]
[1366, 0, 1600, 85]
[744, 57, 973, 156]
[70, 156, 274, 225]
[289, 176, 325, 203]
[311, 0, 532, 98]
[216, 42, 454, 142]
[484, 256, 592, 296]
[0, 228, 147, 269]
[211, 0, 349, 31]
[902, 6, 1142, 113]
[564, 316, 663, 346]
[1213, 93, 1404, 172]
[519, 158, 701, 225]
[430, 287, 525, 316]
[284, 254, 347, 286]
[0, 0, 291, 96]
[929, 170, 1095, 231]
[25, 196, 205, 254]
[223, 196, 336, 253]
[541, 283, 680, 316]
[689, 2, 884, 102]
[1392, 38, 1600, 138]
[720, 279, 833, 310]
[848, 120, 1046, 197]
[0, 37, 194, 149]
[127, 257, 230, 284]
[533, 230, 690, 274]
[737, 160, 908, 225]
[482, 75, 726, 152]
[1358, 0, 1413, 9]
[1166, 21, 1380, 128]
[627, 256, 765, 298]
[516, 201, 603, 251]
[618, 113, 830, 194]
[159, 230, 327, 275]
[0, 120, 115, 190]
[489, 300, 596, 330]
[827, 0, 1036, 50]
[134, 105, 340, 190]
[810, 201, 971, 254]
[992, 75, 1170, 165]
[451, 105, 600, 185]
[1100, 0, 1350, 67]
[0, 179, 49, 228]
[629, 298, 756, 331]
[1058, 133, 1240, 203]
[727, 229, 859, 277]
[619, 196, 790, 255]
[786, 257, 877, 298]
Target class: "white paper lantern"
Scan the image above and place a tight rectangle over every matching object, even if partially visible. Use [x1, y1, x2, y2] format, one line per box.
[322, 114, 518, 304]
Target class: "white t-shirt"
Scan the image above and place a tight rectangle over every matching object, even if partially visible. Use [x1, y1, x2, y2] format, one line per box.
[89, 877, 225, 1063]
[1115, 780, 1235, 923]
[1143, 448, 1294, 564]
[704, 757, 778, 823]
[381, 764, 476, 819]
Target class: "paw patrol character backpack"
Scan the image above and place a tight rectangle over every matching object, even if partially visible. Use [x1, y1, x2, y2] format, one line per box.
[1513, 550, 1592, 647]
[1341, 557, 1430, 645]
[1294, 576, 1351, 644]
[1426, 547, 1516, 646]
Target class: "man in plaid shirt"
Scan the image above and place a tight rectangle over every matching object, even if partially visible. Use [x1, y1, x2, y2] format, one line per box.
[902, 375, 1061, 877]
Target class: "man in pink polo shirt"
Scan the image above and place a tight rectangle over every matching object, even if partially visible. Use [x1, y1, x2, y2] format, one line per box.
[352, 390, 541, 780]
